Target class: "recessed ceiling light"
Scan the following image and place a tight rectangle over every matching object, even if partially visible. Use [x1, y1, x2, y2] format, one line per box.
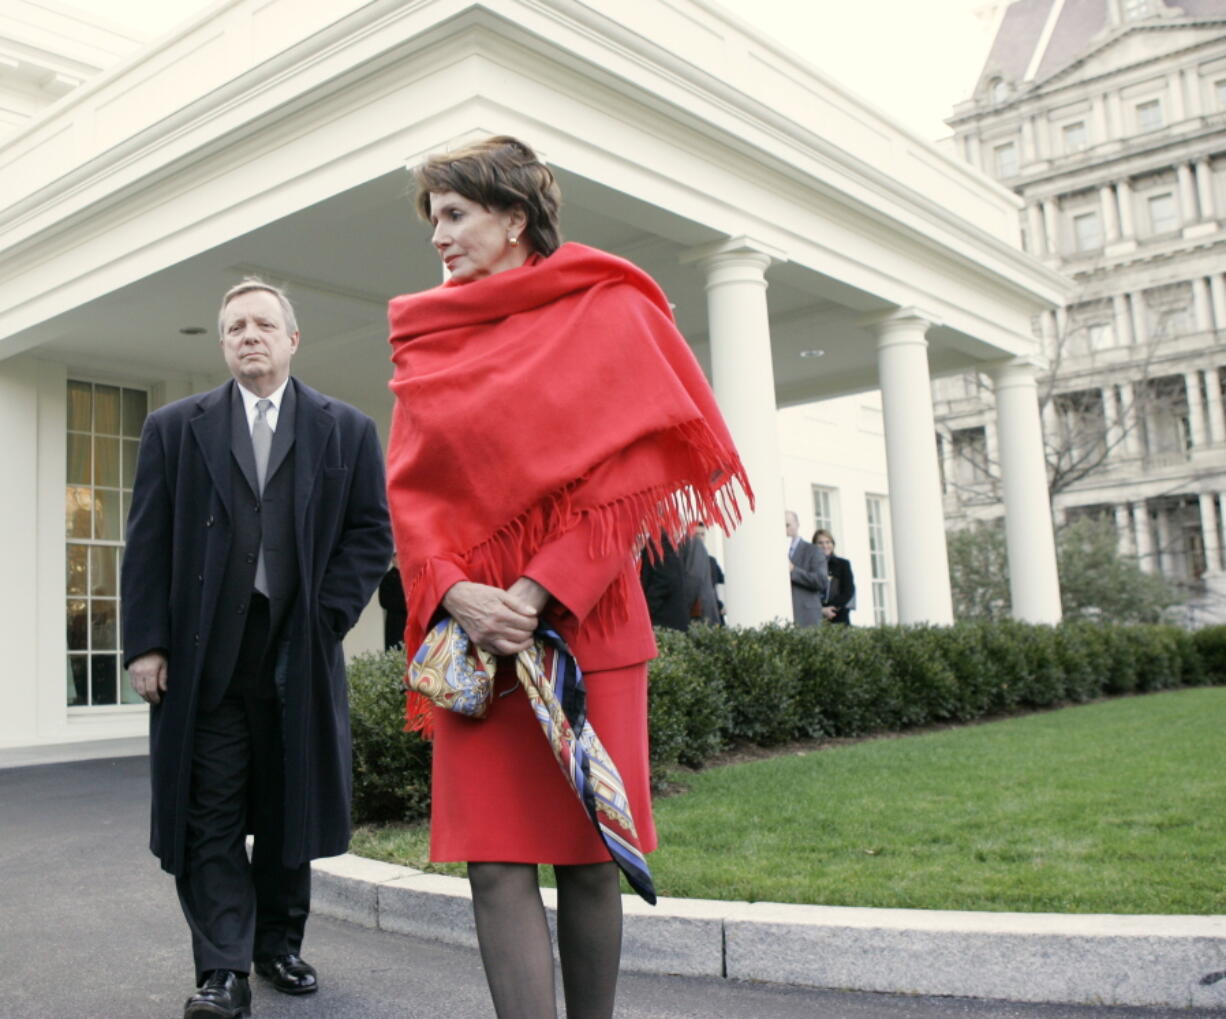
[179, 326, 207, 335]
[799, 349, 825, 358]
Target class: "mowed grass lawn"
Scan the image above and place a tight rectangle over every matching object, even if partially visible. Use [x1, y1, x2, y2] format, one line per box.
[352, 687, 1226, 914]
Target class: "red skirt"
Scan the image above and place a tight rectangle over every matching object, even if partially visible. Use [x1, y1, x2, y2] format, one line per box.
[429, 659, 657, 864]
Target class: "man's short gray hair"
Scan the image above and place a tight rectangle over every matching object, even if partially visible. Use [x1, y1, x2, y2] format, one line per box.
[217, 277, 299, 337]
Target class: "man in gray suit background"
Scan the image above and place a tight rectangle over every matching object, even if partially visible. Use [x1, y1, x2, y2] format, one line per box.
[786, 510, 828, 627]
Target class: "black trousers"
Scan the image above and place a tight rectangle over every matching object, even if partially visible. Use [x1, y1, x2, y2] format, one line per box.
[175, 593, 310, 982]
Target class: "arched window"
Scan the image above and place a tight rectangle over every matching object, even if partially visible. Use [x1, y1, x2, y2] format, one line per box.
[990, 78, 1008, 103]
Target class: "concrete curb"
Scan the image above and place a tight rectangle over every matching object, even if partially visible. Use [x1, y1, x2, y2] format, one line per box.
[312, 853, 1226, 1010]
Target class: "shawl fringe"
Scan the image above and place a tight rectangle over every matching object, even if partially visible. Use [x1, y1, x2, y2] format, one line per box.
[403, 418, 751, 735]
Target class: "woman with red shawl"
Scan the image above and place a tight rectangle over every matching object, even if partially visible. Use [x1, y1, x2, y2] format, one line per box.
[386, 136, 749, 1018]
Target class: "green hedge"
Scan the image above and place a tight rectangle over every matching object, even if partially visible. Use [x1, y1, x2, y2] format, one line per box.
[347, 621, 1226, 824]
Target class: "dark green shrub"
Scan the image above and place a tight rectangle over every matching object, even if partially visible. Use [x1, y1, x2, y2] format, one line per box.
[690, 622, 803, 746]
[1191, 626, 1226, 685]
[874, 626, 959, 726]
[347, 618, 1221, 828]
[939, 622, 1005, 719]
[348, 646, 432, 825]
[1053, 621, 1102, 703]
[809, 626, 896, 736]
[647, 626, 728, 773]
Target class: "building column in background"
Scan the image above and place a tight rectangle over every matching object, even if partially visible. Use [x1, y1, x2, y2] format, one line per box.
[685, 237, 792, 627]
[865, 309, 954, 624]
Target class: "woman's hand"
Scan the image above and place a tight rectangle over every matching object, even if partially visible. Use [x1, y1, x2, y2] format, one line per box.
[442, 580, 541, 655]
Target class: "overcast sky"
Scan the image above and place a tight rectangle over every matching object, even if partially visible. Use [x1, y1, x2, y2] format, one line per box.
[60, 0, 1000, 141]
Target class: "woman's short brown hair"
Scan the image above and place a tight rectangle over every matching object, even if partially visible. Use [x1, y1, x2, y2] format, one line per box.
[813, 528, 836, 547]
[413, 135, 562, 256]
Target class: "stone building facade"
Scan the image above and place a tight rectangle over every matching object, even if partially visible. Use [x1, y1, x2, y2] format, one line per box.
[939, 0, 1226, 621]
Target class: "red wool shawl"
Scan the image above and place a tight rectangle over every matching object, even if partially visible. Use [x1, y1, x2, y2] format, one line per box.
[386, 243, 752, 722]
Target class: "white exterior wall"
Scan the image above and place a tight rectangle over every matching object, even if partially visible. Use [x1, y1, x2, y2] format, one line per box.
[0, 0, 1065, 747]
[778, 396, 896, 624]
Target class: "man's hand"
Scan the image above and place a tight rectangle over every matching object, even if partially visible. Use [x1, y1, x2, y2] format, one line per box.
[442, 581, 540, 655]
[130, 652, 168, 705]
[822, 606, 837, 620]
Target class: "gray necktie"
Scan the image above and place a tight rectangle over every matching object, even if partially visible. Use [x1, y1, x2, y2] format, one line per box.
[253, 398, 272, 595]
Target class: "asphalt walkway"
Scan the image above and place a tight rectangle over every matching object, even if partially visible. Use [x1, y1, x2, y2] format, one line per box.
[0, 742, 1218, 1018]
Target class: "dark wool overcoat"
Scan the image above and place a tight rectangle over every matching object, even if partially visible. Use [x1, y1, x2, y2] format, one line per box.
[121, 378, 392, 876]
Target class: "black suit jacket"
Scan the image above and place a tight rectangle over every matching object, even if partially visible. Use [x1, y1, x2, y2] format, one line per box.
[121, 377, 392, 875]
[823, 553, 855, 625]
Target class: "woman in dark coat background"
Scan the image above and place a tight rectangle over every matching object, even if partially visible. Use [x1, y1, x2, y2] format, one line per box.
[814, 528, 855, 625]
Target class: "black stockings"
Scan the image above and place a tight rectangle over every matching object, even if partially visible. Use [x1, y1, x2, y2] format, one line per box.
[467, 860, 622, 1019]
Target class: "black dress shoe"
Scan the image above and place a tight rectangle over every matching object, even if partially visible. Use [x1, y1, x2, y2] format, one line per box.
[184, 970, 251, 1018]
[253, 953, 318, 995]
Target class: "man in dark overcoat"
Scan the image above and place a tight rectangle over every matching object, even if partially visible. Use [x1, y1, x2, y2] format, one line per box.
[121, 278, 392, 1019]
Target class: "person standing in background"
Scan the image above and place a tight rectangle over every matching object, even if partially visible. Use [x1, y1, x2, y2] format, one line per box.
[786, 509, 827, 627]
[813, 528, 855, 625]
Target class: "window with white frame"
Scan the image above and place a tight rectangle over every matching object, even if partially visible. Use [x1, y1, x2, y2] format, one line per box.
[865, 495, 891, 625]
[811, 485, 836, 538]
[1072, 210, 1103, 252]
[1135, 98, 1163, 132]
[990, 78, 1008, 104]
[66, 380, 147, 708]
[1147, 192, 1178, 234]
[993, 140, 1019, 178]
[1062, 120, 1089, 153]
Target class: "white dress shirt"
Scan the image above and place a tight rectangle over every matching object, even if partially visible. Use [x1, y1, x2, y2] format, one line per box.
[236, 377, 289, 435]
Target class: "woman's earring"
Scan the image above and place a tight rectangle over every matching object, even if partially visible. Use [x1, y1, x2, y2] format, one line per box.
[508, 234, 519, 246]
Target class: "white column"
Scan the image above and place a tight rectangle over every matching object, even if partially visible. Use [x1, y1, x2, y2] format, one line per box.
[1102, 384, 1121, 453]
[1114, 502, 1136, 556]
[1205, 367, 1226, 445]
[1177, 162, 1198, 225]
[1113, 293, 1134, 345]
[1027, 203, 1047, 256]
[1133, 501, 1155, 572]
[1099, 184, 1120, 243]
[1041, 200, 1059, 256]
[865, 309, 954, 624]
[1119, 380, 1143, 456]
[685, 238, 791, 627]
[990, 358, 1062, 622]
[1210, 274, 1226, 331]
[1091, 94, 1109, 143]
[1193, 277, 1213, 333]
[1105, 89, 1123, 137]
[1021, 117, 1037, 163]
[1129, 291, 1148, 346]
[1155, 507, 1173, 574]
[1185, 370, 1207, 448]
[964, 133, 981, 169]
[1184, 67, 1202, 119]
[1200, 492, 1222, 574]
[939, 430, 957, 497]
[1168, 70, 1186, 123]
[1195, 158, 1217, 222]
[1116, 178, 1135, 239]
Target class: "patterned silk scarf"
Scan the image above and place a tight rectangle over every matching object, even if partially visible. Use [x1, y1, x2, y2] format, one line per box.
[410, 618, 656, 904]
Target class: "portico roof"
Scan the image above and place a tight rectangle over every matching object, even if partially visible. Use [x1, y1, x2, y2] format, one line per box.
[0, 0, 1070, 408]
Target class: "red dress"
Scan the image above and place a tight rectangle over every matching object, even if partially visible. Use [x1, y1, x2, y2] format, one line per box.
[427, 519, 659, 863]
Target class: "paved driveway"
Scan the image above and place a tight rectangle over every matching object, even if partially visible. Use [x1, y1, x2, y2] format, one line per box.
[0, 754, 1214, 1019]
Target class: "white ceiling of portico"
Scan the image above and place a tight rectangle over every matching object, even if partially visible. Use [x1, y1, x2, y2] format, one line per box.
[27, 163, 900, 418]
